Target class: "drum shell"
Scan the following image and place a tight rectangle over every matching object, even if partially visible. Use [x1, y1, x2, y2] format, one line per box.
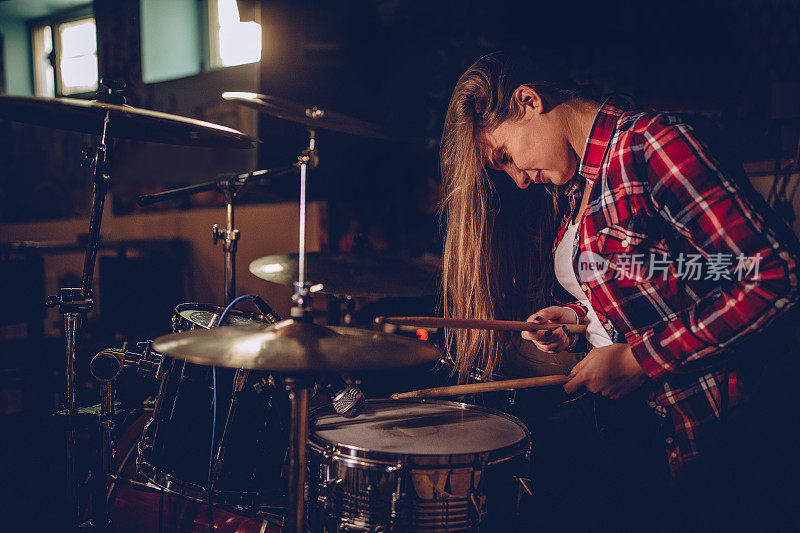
[136, 303, 285, 510]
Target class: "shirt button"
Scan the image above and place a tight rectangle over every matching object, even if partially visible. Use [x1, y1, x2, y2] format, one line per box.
[620, 239, 630, 247]
[665, 437, 674, 445]
[580, 283, 588, 291]
[648, 401, 657, 408]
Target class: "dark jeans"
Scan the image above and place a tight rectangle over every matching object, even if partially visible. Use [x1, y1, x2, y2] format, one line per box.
[498, 388, 670, 532]
[664, 365, 800, 532]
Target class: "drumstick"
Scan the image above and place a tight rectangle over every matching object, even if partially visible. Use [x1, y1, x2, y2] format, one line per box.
[375, 316, 587, 334]
[391, 374, 571, 399]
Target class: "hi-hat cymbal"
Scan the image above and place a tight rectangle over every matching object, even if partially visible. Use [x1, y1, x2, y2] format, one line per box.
[249, 253, 441, 299]
[151, 319, 440, 372]
[222, 92, 393, 140]
[0, 95, 257, 148]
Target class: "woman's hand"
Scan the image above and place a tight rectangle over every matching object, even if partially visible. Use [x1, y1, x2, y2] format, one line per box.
[563, 343, 647, 399]
[522, 306, 579, 353]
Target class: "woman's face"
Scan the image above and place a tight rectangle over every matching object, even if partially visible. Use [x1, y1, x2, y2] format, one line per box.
[481, 88, 578, 189]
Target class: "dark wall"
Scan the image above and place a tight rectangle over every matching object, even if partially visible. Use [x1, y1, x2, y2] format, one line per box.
[249, 0, 800, 255]
[2, 0, 799, 250]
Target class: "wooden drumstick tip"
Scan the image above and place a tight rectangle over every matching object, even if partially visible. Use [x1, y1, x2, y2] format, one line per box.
[375, 316, 386, 325]
[390, 393, 399, 399]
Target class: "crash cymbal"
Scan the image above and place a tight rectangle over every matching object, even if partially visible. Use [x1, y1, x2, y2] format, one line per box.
[151, 319, 440, 372]
[0, 95, 257, 148]
[249, 253, 441, 299]
[222, 92, 393, 140]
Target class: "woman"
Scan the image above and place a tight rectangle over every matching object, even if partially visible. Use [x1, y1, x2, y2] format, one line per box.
[440, 52, 800, 526]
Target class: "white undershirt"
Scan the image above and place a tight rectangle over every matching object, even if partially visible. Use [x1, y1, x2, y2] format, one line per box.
[554, 219, 614, 348]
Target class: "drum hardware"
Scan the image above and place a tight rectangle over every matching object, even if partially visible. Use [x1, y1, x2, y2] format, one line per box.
[89, 342, 163, 381]
[137, 303, 284, 514]
[89, 346, 127, 531]
[137, 142, 302, 512]
[507, 389, 517, 407]
[44, 80, 122, 530]
[136, 166, 299, 305]
[0, 85, 256, 531]
[154, 121, 440, 533]
[515, 475, 534, 511]
[434, 353, 500, 385]
[392, 374, 572, 399]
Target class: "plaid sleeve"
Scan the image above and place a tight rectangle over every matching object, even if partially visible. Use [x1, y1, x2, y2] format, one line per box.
[627, 117, 800, 379]
[561, 301, 587, 321]
[558, 301, 588, 352]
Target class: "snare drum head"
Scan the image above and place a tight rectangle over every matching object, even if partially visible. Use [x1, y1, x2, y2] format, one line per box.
[312, 400, 528, 460]
[174, 302, 268, 329]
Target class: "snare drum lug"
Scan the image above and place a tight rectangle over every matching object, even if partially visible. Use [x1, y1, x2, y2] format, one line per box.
[507, 389, 517, 407]
[390, 491, 403, 521]
[319, 477, 341, 511]
[319, 455, 340, 511]
[390, 475, 405, 523]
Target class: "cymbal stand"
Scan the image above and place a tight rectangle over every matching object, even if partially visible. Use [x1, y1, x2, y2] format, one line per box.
[46, 81, 121, 530]
[284, 127, 318, 533]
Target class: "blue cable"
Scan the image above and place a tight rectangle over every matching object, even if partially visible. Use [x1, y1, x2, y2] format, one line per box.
[207, 294, 258, 499]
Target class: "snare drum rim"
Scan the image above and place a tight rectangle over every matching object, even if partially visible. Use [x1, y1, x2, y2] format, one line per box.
[308, 398, 531, 470]
[173, 302, 270, 331]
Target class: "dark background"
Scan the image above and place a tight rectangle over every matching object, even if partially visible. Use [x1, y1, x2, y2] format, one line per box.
[1, 0, 799, 530]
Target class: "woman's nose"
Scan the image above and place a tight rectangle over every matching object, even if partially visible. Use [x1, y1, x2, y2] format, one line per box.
[511, 168, 530, 189]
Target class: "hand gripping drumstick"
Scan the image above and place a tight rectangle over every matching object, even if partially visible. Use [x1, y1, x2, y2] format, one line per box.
[374, 316, 587, 334]
[391, 375, 572, 399]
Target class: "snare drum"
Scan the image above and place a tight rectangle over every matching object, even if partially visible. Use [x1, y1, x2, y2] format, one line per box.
[308, 399, 531, 532]
[137, 303, 286, 511]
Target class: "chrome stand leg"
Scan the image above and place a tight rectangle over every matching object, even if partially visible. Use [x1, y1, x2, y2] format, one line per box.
[284, 378, 310, 533]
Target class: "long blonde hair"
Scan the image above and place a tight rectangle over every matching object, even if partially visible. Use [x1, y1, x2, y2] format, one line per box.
[440, 52, 586, 382]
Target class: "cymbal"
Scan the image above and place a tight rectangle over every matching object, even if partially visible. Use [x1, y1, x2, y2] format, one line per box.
[222, 92, 393, 140]
[0, 95, 257, 148]
[151, 319, 440, 372]
[249, 253, 441, 298]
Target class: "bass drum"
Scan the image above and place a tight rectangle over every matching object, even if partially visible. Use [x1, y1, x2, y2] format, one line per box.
[137, 303, 288, 511]
[307, 399, 531, 532]
[112, 413, 283, 533]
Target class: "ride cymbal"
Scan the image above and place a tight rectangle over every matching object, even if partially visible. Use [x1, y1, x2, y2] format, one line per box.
[0, 95, 256, 148]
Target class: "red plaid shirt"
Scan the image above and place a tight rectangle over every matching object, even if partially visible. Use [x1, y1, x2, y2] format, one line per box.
[553, 96, 800, 477]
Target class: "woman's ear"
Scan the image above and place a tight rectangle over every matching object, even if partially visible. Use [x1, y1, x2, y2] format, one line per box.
[513, 85, 545, 115]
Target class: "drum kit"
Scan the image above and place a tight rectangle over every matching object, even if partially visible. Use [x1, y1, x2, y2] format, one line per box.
[0, 82, 585, 532]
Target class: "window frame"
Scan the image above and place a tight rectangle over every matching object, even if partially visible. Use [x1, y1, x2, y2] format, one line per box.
[29, 5, 97, 99]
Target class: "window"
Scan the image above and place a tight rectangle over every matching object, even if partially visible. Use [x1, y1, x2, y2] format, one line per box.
[208, 0, 261, 68]
[32, 14, 98, 97]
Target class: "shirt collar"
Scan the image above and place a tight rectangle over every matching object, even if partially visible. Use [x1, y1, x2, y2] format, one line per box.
[563, 94, 630, 198]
